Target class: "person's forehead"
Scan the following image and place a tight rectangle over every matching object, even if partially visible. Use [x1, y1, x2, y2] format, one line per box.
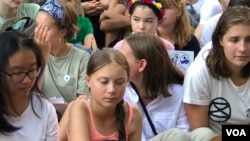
[132, 6, 157, 17]
[7, 50, 37, 70]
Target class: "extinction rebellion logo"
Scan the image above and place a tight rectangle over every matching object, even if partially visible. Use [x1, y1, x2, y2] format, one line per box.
[209, 97, 250, 140]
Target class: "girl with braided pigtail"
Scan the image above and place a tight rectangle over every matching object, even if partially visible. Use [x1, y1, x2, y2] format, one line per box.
[67, 49, 142, 141]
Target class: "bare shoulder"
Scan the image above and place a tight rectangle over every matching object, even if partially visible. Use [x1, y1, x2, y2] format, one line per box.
[123, 102, 142, 121]
[125, 102, 142, 140]
[67, 100, 91, 140]
[125, 102, 142, 126]
[70, 100, 89, 115]
[131, 104, 142, 129]
[131, 104, 142, 120]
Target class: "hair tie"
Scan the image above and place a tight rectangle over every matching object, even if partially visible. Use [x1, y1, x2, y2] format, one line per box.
[40, 0, 64, 22]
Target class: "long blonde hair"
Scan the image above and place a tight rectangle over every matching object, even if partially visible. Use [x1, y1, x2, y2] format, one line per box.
[161, 0, 194, 48]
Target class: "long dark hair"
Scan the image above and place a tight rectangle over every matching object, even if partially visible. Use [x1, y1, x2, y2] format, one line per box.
[207, 6, 250, 79]
[125, 32, 184, 99]
[0, 30, 45, 135]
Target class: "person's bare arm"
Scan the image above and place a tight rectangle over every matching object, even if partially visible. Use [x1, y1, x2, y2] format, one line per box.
[100, 10, 130, 31]
[59, 96, 91, 141]
[81, 0, 104, 16]
[100, 0, 111, 10]
[83, 34, 98, 53]
[84, 34, 97, 48]
[128, 105, 142, 141]
[68, 101, 90, 141]
[59, 101, 73, 141]
[184, 103, 209, 131]
[107, 0, 119, 10]
[185, 104, 221, 140]
[194, 24, 204, 43]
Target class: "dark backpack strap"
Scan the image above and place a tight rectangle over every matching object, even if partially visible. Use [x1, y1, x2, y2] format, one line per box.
[130, 82, 158, 136]
[1, 17, 35, 38]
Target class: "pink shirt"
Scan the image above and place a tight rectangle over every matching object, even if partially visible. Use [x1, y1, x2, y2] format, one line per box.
[113, 38, 175, 50]
[67, 100, 134, 141]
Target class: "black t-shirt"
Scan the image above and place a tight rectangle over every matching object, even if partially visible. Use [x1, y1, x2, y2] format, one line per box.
[81, 0, 105, 48]
[174, 34, 200, 58]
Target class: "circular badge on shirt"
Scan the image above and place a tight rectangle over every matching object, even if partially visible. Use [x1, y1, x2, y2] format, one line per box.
[63, 75, 70, 82]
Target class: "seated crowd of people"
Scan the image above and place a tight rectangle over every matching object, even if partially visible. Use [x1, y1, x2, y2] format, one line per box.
[0, 0, 250, 141]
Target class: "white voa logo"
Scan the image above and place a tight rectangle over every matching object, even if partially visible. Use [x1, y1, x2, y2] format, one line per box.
[226, 129, 246, 136]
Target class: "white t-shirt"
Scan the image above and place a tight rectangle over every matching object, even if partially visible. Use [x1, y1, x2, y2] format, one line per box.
[195, 41, 212, 61]
[124, 83, 189, 140]
[0, 93, 59, 141]
[189, 0, 205, 14]
[200, 13, 222, 48]
[189, 0, 222, 24]
[183, 59, 250, 134]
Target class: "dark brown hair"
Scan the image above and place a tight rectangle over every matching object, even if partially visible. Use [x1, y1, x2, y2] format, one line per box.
[207, 6, 250, 79]
[125, 32, 184, 99]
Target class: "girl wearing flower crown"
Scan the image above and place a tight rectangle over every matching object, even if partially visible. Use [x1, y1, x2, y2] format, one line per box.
[113, 0, 174, 51]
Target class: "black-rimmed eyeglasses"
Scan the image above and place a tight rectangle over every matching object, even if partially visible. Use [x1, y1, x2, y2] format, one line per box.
[1, 67, 42, 83]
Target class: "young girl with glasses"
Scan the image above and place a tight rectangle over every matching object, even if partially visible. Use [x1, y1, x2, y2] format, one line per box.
[0, 30, 59, 140]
